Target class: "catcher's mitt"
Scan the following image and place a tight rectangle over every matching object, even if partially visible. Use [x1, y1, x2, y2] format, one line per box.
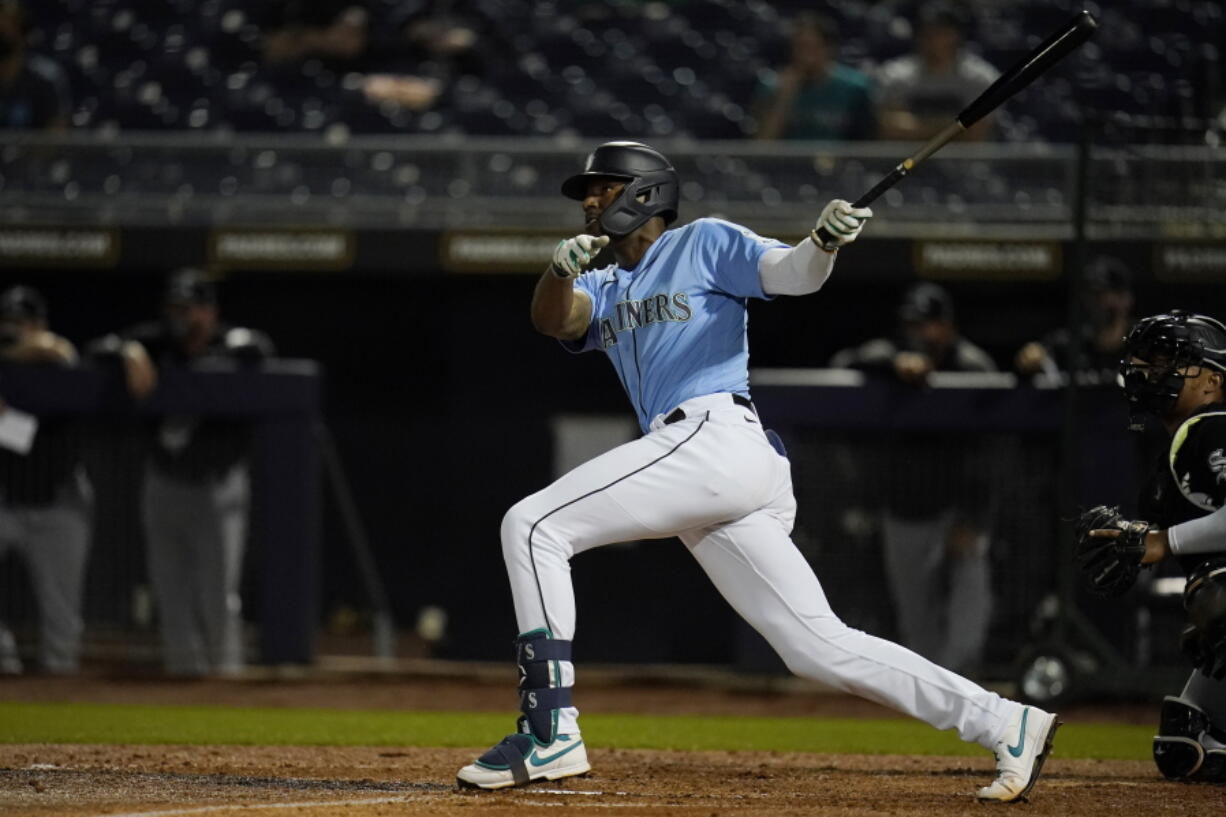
[1074, 505, 1149, 598]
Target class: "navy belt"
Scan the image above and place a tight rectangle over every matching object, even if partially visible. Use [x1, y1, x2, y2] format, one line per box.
[664, 393, 754, 425]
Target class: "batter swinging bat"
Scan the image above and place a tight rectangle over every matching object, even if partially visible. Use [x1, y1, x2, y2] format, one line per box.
[815, 9, 1098, 247]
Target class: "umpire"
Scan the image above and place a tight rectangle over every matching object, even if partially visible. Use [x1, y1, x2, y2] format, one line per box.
[1078, 310, 1226, 783]
[96, 269, 274, 676]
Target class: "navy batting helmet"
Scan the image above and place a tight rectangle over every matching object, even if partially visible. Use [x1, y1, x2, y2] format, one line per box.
[1120, 310, 1226, 427]
[561, 141, 679, 239]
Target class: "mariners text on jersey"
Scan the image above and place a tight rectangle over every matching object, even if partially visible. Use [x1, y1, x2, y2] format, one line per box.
[599, 291, 692, 348]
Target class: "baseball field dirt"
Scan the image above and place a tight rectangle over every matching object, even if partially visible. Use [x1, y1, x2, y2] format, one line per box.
[1, 674, 1221, 816]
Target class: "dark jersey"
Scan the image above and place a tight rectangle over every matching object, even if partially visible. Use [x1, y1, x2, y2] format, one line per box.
[1037, 326, 1123, 385]
[1139, 402, 1226, 573]
[0, 416, 80, 506]
[121, 321, 275, 483]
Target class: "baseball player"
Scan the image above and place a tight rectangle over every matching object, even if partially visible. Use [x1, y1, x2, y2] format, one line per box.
[456, 141, 1059, 802]
[830, 283, 998, 675]
[92, 269, 274, 676]
[0, 285, 90, 674]
[1078, 310, 1226, 783]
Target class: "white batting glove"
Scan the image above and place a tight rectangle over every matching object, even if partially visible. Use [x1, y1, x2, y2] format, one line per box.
[551, 234, 610, 278]
[814, 199, 873, 251]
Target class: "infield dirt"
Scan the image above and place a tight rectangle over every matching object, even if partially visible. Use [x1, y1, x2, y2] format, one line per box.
[0, 674, 1219, 816]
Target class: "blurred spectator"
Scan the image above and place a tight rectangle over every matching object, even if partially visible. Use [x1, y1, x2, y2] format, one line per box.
[385, 1, 483, 74]
[0, 0, 70, 130]
[362, 1, 490, 113]
[0, 285, 90, 674]
[1015, 256, 1135, 386]
[753, 12, 876, 141]
[875, 1, 999, 141]
[361, 73, 441, 111]
[830, 282, 997, 674]
[92, 269, 274, 677]
[259, 0, 370, 69]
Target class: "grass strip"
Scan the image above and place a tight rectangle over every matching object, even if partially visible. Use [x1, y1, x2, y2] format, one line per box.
[0, 701, 1152, 760]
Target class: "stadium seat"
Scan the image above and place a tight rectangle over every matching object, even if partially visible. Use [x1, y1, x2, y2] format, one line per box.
[11, 0, 1221, 142]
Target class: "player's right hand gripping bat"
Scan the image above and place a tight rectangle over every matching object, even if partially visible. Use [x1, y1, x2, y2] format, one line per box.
[814, 10, 1098, 249]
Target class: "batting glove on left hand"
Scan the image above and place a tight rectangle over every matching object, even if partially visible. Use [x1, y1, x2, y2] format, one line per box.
[551, 234, 610, 279]
[814, 199, 873, 251]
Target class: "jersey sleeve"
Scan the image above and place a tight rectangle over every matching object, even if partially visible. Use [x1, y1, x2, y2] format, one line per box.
[558, 268, 609, 354]
[689, 218, 789, 300]
[1170, 411, 1226, 512]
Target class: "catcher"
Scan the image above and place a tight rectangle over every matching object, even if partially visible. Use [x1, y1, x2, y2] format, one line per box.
[1076, 310, 1226, 783]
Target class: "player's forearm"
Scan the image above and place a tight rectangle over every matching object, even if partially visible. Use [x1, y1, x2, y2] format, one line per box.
[1167, 507, 1226, 556]
[1, 332, 77, 366]
[758, 240, 836, 296]
[530, 269, 581, 338]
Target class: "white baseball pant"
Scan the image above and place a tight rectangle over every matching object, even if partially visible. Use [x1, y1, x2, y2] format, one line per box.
[501, 392, 1019, 748]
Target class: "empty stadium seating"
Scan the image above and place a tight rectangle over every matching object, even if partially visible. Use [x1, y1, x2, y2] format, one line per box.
[20, 0, 1222, 141]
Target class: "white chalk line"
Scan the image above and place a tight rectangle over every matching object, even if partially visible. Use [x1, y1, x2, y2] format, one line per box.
[83, 794, 429, 817]
[82, 786, 644, 817]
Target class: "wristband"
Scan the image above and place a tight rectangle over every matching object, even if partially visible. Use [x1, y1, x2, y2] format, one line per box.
[809, 229, 838, 253]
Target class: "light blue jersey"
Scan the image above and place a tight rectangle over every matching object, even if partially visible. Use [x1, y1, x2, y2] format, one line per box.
[565, 218, 788, 432]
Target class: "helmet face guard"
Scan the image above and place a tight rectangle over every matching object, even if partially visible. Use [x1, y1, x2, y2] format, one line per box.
[1120, 353, 1195, 429]
[597, 170, 678, 239]
[1120, 311, 1226, 429]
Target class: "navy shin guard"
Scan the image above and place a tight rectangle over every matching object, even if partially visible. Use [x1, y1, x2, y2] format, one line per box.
[515, 629, 572, 744]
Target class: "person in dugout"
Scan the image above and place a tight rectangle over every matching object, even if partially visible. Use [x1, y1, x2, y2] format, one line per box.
[91, 269, 274, 676]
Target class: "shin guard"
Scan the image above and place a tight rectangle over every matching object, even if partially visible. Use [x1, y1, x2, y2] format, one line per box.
[515, 629, 572, 744]
[1154, 696, 1211, 779]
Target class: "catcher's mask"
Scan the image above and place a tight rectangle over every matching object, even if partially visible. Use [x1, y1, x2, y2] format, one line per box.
[561, 141, 679, 240]
[1120, 310, 1226, 429]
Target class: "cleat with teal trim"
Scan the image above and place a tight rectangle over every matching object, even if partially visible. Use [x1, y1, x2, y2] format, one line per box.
[456, 731, 590, 790]
[976, 706, 1061, 803]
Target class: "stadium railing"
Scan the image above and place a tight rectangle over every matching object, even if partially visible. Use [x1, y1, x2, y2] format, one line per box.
[0, 132, 1220, 239]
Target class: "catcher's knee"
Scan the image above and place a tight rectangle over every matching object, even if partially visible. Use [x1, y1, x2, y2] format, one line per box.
[1153, 696, 1226, 782]
[1183, 559, 1226, 680]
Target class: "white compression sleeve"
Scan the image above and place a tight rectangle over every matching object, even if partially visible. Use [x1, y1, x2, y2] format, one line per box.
[1167, 506, 1226, 556]
[758, 240, 836, 296]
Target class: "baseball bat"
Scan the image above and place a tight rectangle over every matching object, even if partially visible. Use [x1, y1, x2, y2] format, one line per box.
[815, 9, 1098, 247]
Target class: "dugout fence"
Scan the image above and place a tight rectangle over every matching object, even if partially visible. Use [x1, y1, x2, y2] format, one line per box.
[0, 362, 1199, 695]
[0, 362, 321, 671]
[740, 370, 1191, 699]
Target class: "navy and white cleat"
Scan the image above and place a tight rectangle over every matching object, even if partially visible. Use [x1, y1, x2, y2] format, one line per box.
[456, 732, 590, 790]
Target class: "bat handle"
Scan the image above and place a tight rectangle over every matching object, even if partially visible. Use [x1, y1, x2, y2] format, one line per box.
[813, 164, 909, 249]
[814, 121, 964, 249]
